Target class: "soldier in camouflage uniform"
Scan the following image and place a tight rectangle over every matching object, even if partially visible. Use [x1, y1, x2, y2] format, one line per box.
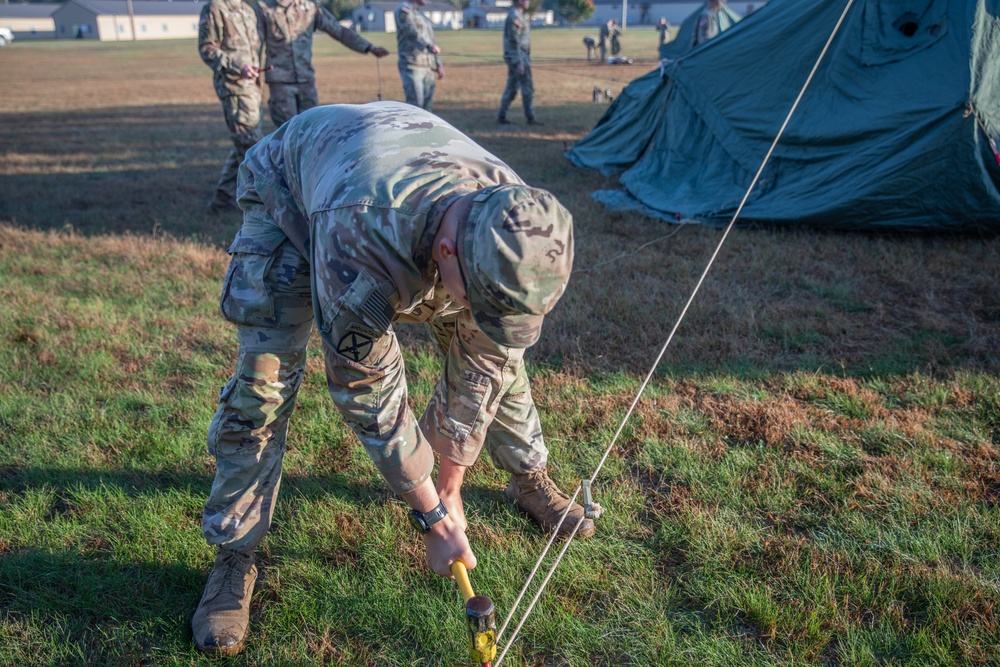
[395, 0, 443, 110]
[497, 0, 538, 125]
[256, 0, 390, 127]
[693, 0, 724, 48]
[191, 101, 594, 656]
[199, 0, 265, 215]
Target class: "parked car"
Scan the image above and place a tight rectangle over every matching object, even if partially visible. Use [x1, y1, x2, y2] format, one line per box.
[0, 28, 13, 46]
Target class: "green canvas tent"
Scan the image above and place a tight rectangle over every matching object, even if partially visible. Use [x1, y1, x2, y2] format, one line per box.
[660, 2, 742, 60]
[568, 0, 1000, 231]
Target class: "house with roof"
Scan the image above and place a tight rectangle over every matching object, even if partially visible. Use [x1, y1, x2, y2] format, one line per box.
[463, 0, 553, 30]
[350, 2, 463, 33]
[0, 3, 59, 40]
[587, 0, 763, 27]
[52, 0, 206, 41]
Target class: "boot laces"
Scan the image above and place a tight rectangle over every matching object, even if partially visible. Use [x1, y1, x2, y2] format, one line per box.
[521, 470, 567, 503]
[214, 551, 251, 599]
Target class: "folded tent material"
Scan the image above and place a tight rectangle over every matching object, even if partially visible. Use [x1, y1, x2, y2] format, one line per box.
[568, 0, 1000, 231]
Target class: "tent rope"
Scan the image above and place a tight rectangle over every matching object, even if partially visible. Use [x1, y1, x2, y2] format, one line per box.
[492, 1, 859, 664]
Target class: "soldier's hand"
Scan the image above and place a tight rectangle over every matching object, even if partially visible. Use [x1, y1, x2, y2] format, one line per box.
[371, 46, 390, 58]
[436, 65, 445, 79]
[423, 514, 475, 577]
[240, 63, 259, 79]
[428, 44, 441, 54]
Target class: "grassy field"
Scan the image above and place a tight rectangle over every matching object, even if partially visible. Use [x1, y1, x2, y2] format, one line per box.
[1, 30, 999, 666]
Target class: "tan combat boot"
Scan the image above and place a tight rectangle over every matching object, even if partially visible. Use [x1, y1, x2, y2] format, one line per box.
[504, 469, 595, 539]
[191, 549, 257, 656]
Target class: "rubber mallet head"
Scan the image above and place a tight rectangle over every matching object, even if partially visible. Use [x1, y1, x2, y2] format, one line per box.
[450, 561, 497, 666]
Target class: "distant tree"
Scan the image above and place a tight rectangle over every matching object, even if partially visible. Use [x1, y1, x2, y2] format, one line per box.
[558, 0, 594, 26]
[322, 0, 363, 21]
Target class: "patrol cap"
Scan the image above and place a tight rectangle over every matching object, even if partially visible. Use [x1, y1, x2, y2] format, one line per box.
[457, 184, 574, 348]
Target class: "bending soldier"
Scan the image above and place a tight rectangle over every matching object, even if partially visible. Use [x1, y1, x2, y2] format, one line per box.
[191, 102, 594, 656]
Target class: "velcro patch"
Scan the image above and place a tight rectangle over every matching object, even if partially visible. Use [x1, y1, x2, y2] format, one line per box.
[337, 331, 374, 363]
[348, 321, 382, 340]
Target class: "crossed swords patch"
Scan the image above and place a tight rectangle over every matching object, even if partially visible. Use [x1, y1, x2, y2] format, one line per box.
[336, 322, 382, 362]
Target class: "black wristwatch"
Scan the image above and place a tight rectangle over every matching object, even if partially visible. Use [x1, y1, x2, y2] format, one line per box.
[408, 500, 449, 534]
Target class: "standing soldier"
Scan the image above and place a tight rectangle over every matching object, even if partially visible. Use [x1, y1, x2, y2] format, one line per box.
[199, 0, 264, 215]
[395, 0, 443, 110]
[597, 18, 612, 61]
[656, 17, 672, 47]
[190, 101, 594, 656]
[256, 0, 390, 128]
[497, 0, 540, 125]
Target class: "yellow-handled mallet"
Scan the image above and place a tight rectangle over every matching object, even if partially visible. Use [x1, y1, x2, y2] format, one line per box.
[450, 561, 497, 667]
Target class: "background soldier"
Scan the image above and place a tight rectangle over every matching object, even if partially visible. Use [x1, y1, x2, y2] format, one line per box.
[198, 0, 264, 215]
[597, 18, 617, 61]
[693, 0, 724, 47]
[190, 101, 594, 656]
[583, 34, 597, 61]
[497, 0, 539, 125]
[395, 0, 443, 110]
[256, 0, 389, 127]
[657, 17, 672, 47]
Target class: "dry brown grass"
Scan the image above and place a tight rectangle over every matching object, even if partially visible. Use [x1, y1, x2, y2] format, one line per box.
[2, 36, 999, 376]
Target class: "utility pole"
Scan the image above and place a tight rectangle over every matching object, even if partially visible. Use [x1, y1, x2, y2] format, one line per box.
[126, 0, 137, 41]
[621, 0, 627, 30]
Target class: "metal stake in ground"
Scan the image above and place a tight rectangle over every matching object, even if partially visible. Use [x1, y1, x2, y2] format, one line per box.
[376, 57, 383, 101]
[451, 561, 497, 666]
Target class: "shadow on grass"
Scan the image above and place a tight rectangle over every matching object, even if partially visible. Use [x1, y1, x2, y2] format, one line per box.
[0, 102, 607, 248]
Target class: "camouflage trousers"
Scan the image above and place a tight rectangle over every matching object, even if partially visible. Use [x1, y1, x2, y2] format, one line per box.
[202, 210, 548, 553]
[497, 63, 535, 121]
[212, 93, 263, 206]
[267, 82, 320, 128]
[398, 63, 436, 111]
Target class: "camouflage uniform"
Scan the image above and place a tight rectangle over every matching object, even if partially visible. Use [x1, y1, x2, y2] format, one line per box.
[199, 0, 265, 208]
[693, 6, 720, 47]
[395, 1, 442, 110]
[598, 20, 611, 61]
[497, 4, 535, 123]
[202, 102, 573, 552]
[256, 0, 376, 127]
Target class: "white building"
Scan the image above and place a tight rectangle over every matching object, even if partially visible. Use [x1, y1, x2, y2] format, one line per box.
[463, 0, 554, 30]
[52, 0, 206, 41]
[587, 0, 763, 27]
[351, 2, 464, 33]
[0, 3, 59, 40]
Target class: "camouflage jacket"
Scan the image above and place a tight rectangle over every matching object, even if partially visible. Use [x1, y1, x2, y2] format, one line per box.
[502, 7, 530, 66]
[395, 1, 441, 70]
[256, 0, 373, 84]
[199, 0, 264, 98]
[237, 102, 542, 493]
[693, 9, 720, 47]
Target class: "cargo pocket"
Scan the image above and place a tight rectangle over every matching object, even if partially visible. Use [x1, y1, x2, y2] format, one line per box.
[219, 222, 289, 327]
[440, 369, 490, 444]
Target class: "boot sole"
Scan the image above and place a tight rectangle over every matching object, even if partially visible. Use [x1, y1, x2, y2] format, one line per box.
[195, 639, 246, 657]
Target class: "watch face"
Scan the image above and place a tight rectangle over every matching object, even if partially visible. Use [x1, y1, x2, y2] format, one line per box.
[409, 510, 429, 533]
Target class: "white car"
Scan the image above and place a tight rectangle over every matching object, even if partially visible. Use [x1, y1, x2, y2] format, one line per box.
[0, 28, 13, 47]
